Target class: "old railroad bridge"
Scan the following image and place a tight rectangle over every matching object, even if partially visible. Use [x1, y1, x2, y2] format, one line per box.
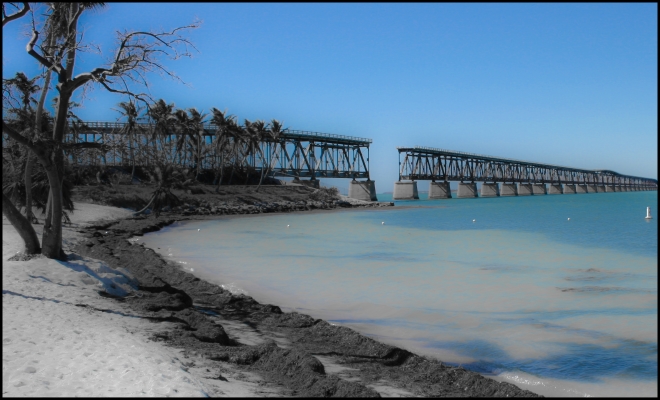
[57, 121, 657, 201]
[394, 146, 657, 200]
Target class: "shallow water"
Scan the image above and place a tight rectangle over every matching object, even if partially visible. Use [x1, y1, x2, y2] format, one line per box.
[143, 191, 658, 397]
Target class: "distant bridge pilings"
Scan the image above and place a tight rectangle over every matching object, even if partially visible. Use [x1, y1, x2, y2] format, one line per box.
[394, 146, 657, 199]
[50, 121, 372, 182]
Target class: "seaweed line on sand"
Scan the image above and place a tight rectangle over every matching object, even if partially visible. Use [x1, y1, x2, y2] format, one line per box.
[67, 185, 541, 397]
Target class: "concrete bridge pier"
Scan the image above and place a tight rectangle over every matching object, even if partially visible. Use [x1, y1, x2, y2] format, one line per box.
[564, 184, 577, 194]
[481, 183, 500, 197]
[532, 183, 547, 195]
[457, 182, 478, 198]
[549, 184, 564, 194]
[587, 184, 598, 193]
[501, 183, 518, 196]
[576, 185, 588, 193]
[429, 182, 452, 199]
[349, 180, 378, 201]
[393, 181, 419, 200]
[519, 183, 533, 196]
[605, 185, 616, 192]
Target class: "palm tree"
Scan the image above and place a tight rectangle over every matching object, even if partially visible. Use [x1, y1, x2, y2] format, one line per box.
[210, 108, 235, 187]
[147, 99, 176, 165]
[173, 108, 191, 169]
[186, 108, 208, 180]
[241, 119, 258, 184]
[256, 119, 285, 192]
[250, 119, 270, 190]
[113, 100, 143, 183]
[225, 117, 245, 185]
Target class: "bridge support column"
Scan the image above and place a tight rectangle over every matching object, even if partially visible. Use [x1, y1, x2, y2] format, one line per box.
[519, 184, 533, 196]
[605, 185, 616, 192]
[393, 181, 418, 200]
[501, 183, 518, 196]
[457, 182, 478, 198]
[480, 183, 500, 197]
[549, 184, 563, 194]
[587, 184, 598, 193]
[429, 182, 451, 199]
[349, 180, 378, 201]
[597, 185, 606, 193]
[532, 184, 547, 195]
[576, 185, 588, 193]
[563, 184, 576, 194]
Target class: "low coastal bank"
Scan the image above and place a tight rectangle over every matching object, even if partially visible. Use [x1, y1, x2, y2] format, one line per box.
[6, 184, 541, 397]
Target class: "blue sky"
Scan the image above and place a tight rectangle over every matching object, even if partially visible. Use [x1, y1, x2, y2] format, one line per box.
[3, 3, 657, 192]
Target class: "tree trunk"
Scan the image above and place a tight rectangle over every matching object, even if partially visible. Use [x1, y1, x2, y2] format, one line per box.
[255, 146, 268, 192]
[3, 192, 41, 254]
[26, 60, 54, 224]
[24, 154, 38, 223]
[40, 151, 65, 260]
[129, 130, 135, 183]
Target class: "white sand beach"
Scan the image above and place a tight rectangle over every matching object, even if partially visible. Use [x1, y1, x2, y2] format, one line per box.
[2, 203, 272, 397]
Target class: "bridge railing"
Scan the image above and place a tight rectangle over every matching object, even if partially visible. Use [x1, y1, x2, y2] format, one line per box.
[72, 121, 372, 144]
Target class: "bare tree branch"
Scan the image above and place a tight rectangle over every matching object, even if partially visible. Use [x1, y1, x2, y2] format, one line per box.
[26, 29, 63, 75]
[2, 2, 29, 27]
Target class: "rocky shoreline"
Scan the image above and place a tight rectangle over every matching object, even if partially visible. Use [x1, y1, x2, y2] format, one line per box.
[70, 193, 541, 397]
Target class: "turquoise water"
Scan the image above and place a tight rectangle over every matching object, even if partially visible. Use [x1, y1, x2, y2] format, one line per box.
[142, 191, 657, 397]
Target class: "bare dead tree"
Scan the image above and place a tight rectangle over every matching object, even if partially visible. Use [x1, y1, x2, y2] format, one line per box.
[3, 3, 200, 259]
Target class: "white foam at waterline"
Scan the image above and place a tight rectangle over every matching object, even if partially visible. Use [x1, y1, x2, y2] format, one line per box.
[494, 371, 658, 398]
[221, 282, 249, 296]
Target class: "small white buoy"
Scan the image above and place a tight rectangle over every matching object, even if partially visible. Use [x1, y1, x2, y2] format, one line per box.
[197, 229, 200, 231]
[645, 206, 652, 219]
[472, 219, 476, 222]
[382, 221, 385, 225]
[567, 218, 570, 221]
[287, 224, 290, 227]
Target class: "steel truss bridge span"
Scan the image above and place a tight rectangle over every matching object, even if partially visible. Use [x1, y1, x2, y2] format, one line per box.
[397, 146, 658, 189]
[59, 121, 372, 181]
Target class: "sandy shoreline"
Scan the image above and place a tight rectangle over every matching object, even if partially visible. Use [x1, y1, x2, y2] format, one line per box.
[3, 189, 541, 397]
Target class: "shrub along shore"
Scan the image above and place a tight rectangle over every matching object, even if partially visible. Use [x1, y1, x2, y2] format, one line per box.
[68, 183, 540, 397]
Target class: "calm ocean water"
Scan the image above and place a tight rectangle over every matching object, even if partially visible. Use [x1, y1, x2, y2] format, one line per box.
[142, 190, 657, 397]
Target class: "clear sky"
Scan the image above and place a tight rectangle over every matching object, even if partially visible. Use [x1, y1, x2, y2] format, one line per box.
[3, 3, 657, 192]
